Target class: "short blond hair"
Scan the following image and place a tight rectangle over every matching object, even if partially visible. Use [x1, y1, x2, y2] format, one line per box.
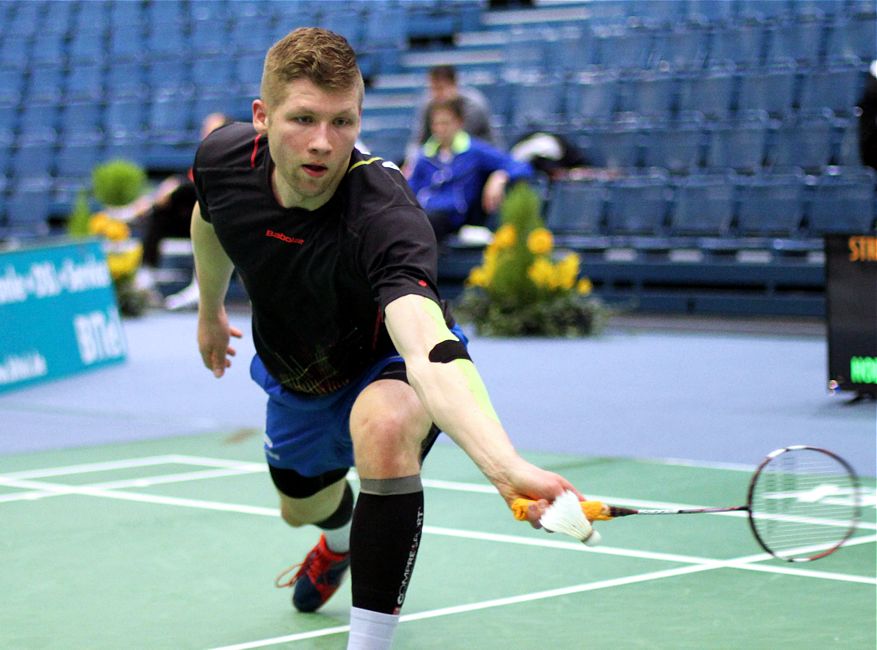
[261, 27, 364, 110]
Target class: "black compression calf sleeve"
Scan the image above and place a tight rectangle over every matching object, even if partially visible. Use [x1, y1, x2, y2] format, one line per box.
[315, 481, 354, 530]
[350, 488, 425, 615]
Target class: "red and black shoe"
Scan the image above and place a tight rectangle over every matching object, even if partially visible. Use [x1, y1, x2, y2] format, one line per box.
[275, 535, 351, 613]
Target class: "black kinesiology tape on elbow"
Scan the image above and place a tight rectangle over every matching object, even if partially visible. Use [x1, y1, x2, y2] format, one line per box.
[428, 339, 471, 363]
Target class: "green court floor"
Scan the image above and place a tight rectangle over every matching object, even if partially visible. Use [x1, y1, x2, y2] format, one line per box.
[1, 432, 874, 649]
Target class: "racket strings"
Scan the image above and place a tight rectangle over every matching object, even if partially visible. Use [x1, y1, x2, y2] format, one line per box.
[749, 448, 859, 561]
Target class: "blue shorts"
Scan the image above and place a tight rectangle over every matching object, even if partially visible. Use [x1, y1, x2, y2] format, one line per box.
[250, 325, 467, 477]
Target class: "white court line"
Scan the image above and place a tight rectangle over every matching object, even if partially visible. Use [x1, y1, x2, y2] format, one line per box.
[2, 458, 874, 532]
[205, 535, 877, 650]
[208, 563, 722, 650]
[2, 466, 874, 650]
[0, 454, 264, 480]
[2, 474, 873, 586]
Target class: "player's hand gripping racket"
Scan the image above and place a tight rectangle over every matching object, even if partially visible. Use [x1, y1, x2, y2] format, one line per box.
[512, 445, 861, 562]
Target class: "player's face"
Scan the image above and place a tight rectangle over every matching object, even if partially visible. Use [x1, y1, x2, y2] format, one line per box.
[429, 108, 462, 149]
[254, 78, 361, 211]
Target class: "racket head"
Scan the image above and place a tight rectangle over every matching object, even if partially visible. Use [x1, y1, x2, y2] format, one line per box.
[746, 445, 861, 562]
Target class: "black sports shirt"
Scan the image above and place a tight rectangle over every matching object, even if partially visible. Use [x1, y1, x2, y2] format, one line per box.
[193, 122, 451, 395]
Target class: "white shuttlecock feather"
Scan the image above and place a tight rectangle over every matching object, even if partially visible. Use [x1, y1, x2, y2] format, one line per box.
[539, 490, 602, 546]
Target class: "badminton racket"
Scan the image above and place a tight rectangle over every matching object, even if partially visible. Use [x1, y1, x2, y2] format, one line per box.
[512, 445, 861, 562]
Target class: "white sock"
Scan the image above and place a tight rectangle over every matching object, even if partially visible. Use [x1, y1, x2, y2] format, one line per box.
[322, 518, 352, 554]
[347, 607, 399, 650]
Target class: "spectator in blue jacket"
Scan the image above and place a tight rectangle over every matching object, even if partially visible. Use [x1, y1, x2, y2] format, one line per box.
[408, 97, 533, 242]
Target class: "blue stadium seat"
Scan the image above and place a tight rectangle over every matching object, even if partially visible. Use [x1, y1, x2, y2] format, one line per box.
[145, 0, 186, 25]
[0, 69, 24, 104]
[593, 24, 654, 71]
[825, 10, 877, 64]
[55, 136, 104, 179]
[235, 55, 267, 93]
[806, 167, 877, 234]
[193, 93, 244, 125]
[59, 102, 104, 139]
[617, 70, 675, 119]
[321, 8, 364, 50]
[148, 92, 194, 141]
[836, 116, 863, 167]
[73, 0, 109, 35]
[146, 59, 191, 93]
[147, 21, 187, 60]
[577, 119, 642, 170]
[640, 113, 705, 174]
[797, 63, 865, 116]
[546, 25, 595, 74]
[44, 1, 74, 35]
[191, 19, 227, 57]
[12, 141, 56, 178]
[508, 75, 566, 128]
[545, 179, 607, 237]
[706, 110, 770, 173]
[105, 99, 146, 139]
[763, 14, 828, 67]
[568, 70, 619, 122]
[16, 105, 57, 136]
[707, 21, 767, 69]
[359, 126, 408, 165]
[735, 64, 797, 117]
[768, 110, 836, 173]
[503, 27, 551, 75]
[0, 104, 17, 133]
[7, 176, 53, 228]
[735, 171, 807, 237]
[69, 29, 106, 65]
[649, 24, 709, 71]
[606, 170, 671, 236]
[364, 3, 408, 50]
[27, 66, 65, 103]
[686, 0, 736, 24]
[110, 0, 143, 28]
[230, 16, 274, 55]
[109, 24, 145, 63]
[0, 36, 29, 70]
[30, 32, 66, 68]
[669, 172, 736, 236]
[106, 62, 147, 99]
[676, 67, 735, 120]
[192, 57, 236, 94]
[737, 0, 792, 22]
[65, 64, 105, 101]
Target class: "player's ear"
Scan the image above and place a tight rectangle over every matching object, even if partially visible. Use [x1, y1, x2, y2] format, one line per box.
[252, 99, 269, 134]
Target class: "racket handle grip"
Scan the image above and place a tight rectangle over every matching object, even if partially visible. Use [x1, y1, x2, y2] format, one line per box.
[511, 498, 613, 522]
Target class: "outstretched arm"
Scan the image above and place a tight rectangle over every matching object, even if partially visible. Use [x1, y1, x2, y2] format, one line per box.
[384, 294, 580, 521]
[191, 204, 241, 377]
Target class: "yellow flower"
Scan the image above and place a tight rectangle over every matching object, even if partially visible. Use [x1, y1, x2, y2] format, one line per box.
[87, 212, 111, 236]
[577, 278, 593, 296]
[103, 219, 131, 241]
[467, 266, 490, 288]
[527, 257, 555, 288]
[493, 224, 516, 249]
[106, 243, 142, 280]
[557, 253, 580, 290]
[526, 228, 553, 255]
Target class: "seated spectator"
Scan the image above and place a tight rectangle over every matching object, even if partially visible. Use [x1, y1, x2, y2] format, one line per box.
[407, 97, 533, 242]
[131, 112, 231, 309]
[404, 65, 498, 176]
[858, 60, 877, 171]
[510, 130, 617, 183]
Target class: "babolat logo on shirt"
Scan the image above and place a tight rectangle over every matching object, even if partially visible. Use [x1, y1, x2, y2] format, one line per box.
[265, 229, 304, 245]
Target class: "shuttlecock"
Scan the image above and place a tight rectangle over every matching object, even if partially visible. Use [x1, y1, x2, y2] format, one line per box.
[539, 490, 601, 546]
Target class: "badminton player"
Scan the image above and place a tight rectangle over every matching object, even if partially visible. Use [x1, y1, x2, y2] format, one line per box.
[190, 27, 578, 650]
